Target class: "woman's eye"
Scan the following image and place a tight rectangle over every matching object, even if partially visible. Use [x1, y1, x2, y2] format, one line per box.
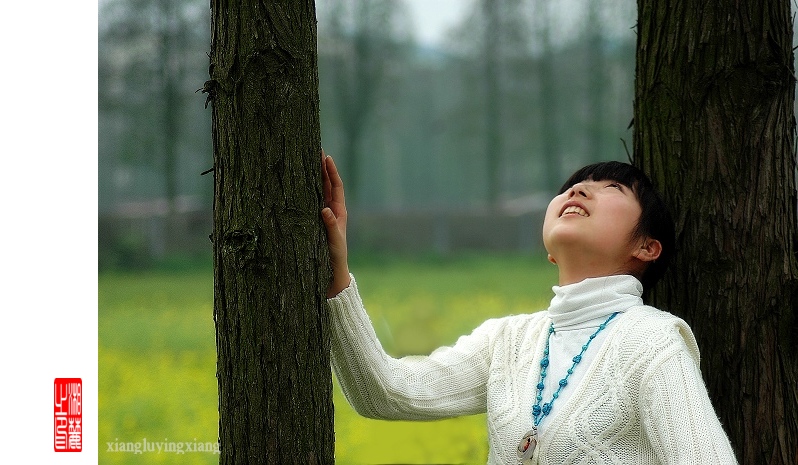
[607, 183, 622, 190]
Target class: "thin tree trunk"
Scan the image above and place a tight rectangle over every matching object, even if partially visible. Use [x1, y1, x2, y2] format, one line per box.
[483, 0, 502, 207]
[158, 0, 181, 256]
[534, 0, 559, 194]
[330, 0, 388, 205]
[633, 1, 798, 463]
[585, 1, 605, 163]
[208, 0, 334, 463]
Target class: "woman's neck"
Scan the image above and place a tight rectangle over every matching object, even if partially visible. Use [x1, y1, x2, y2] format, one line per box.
[553, 253, 641, 287]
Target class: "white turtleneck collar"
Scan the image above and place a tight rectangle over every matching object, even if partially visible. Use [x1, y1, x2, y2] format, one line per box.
[532, 275, 644, 435]
[548, 274, 643, 331]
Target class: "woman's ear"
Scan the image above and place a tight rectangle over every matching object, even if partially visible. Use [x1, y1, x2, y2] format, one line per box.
[634, 239, 662, 263]
[547, 253, 557, 265]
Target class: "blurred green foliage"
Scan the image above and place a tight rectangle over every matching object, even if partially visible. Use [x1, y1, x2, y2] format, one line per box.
[99, 253, 557, 464]
[99, 0, 638, 268]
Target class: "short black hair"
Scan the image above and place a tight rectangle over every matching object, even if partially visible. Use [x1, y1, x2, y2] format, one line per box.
[558, 161, 675, 291]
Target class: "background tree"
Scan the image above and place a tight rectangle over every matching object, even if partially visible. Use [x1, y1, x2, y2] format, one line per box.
[319, 0, 410, 204]
[633, 1, 798, 463]
[482, 0, 503, 206]
[156, 0, 183, 237]
[583, 0, 606, 163]
[531, 0, 561, 194]
[207, 0, 334, 462]
[99, 0, 210, 259]
[100, 1, 640, 265]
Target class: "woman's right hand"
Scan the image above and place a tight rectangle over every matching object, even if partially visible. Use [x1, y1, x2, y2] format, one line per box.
[321, 150, 351, 297]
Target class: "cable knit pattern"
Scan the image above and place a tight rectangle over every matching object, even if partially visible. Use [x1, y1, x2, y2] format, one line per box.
[328, 275, 738, 464]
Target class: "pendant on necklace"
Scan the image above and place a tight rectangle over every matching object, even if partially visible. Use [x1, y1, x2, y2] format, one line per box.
[517, 428, 537, 465]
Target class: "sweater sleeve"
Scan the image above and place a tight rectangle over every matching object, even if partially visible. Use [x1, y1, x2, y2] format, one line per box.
[640, 322, 738, 464]
[327, 275, 496, 421]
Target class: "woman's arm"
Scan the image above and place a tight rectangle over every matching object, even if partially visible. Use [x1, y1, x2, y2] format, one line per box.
[328, 276, 496, 421]
[321, 150, 494, 420]
[640, 328, 738, 464]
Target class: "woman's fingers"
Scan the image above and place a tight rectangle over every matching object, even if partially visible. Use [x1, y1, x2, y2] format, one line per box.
[324, 155, 346, 214]
[321, 206, 337, 231]
[322, 149, 332, 204]
[320, 150, 351, 297]
[320, 151, 348, 256]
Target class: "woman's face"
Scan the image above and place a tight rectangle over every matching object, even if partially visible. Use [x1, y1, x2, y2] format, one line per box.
[542, 179, 643, 269]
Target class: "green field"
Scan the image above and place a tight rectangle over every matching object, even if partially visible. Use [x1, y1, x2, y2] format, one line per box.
[99, 253, 558, 464]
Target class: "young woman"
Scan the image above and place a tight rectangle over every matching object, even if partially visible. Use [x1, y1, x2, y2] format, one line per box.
[321, 153, 737, 464]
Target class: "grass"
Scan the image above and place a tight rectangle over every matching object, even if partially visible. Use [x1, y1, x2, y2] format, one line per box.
[98, 253, 558, 464]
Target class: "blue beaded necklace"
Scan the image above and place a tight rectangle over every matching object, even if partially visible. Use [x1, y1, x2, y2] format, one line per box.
[517, 311, 619, 464]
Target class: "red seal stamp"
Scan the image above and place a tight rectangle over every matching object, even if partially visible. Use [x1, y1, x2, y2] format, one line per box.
[54, 378, 82, 452]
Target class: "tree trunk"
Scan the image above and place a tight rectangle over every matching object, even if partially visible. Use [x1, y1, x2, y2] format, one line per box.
[533, 0, 560, 194]
[584, 1, 605, 163]
[328, 0, 394, 205]
[208, 0, 334, 463]
[633, 1, 798, 463]
[483, 0, 502, 207]
[158, 0, 182, 257]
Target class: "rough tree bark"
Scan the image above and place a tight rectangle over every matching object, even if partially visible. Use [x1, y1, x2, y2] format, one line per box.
[633, 1, 798, 463]
[207, 0, 334, 463]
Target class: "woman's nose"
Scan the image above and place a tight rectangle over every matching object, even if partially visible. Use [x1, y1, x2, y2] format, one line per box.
[568, 183, 590, 198]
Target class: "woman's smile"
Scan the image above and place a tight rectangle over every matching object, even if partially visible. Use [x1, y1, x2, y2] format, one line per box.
[560, 201, 589, 217]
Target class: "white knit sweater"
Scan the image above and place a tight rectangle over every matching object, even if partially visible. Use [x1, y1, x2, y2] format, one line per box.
[328, 274, 738, 464]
